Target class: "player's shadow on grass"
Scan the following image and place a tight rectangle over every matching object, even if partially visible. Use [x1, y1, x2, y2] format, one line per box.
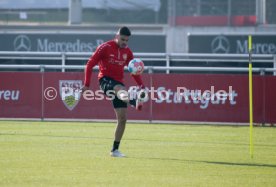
[129, 156, 276, 168]
[126, 138, 276, 148]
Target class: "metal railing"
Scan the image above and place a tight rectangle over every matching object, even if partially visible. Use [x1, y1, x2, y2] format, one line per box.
[0, 51, 275, 75]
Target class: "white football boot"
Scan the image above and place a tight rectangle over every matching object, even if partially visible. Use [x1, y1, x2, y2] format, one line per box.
[136, 89, 147, 111]
[110, 150, 126, 157]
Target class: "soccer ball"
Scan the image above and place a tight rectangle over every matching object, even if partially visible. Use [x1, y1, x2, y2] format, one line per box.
[128, 58, 144, 75]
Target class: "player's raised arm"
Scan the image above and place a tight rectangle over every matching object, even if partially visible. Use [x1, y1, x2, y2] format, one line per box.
[84, 44, 107, 88]
[131, 74, 145, 89]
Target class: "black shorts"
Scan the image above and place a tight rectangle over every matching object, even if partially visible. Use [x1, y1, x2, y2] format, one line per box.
[99, 76, 127, 108]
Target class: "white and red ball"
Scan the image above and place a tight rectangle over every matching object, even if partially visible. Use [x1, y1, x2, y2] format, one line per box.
[128, 58, 144, 75]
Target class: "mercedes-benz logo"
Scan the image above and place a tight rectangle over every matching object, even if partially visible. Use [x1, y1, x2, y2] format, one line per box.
[13, 35, 31, 51]
[211, 35, 230, 54]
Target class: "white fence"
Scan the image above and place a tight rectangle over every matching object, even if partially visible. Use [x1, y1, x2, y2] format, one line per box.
[0, 51, 275, 74]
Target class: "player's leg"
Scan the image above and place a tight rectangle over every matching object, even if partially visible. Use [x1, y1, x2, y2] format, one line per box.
[114, 108, 127, 142]
[99, 77, 129, 103]
[113, 84, 130, 102]
[110, 97, 128, 157]
[99, 77, 127, 157]
[100, 77, 144, 110]
[113, 84, 144, 110]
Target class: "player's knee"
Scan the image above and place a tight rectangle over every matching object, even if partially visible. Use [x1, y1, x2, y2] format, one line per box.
[117, 90, 129, 102]
[114, 84, 125, 92]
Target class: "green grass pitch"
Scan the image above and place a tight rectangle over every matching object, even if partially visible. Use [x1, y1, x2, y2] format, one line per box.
[0, 121, 276, 187]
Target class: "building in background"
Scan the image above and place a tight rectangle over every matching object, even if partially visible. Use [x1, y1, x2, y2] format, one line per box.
[0, 0, 275, 54]
[0, 0, 275, 25]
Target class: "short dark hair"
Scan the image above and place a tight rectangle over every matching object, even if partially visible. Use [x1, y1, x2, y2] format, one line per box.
[118, 26, 131, 36]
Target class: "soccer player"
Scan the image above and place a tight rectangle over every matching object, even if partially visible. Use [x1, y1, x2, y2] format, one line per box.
[82, 26, 145, 157]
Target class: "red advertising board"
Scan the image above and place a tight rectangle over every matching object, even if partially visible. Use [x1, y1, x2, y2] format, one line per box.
[264, 76, 276, 123]
[0, 72, 275, 123]
[0, 72, 42, 118]
[150, 74, 265, 123]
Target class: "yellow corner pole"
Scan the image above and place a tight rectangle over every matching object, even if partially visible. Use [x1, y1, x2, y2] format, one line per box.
[248, 35, 253, 158]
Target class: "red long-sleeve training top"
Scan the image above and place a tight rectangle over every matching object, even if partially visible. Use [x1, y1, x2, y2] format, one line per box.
[84, 40, 144, 87]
